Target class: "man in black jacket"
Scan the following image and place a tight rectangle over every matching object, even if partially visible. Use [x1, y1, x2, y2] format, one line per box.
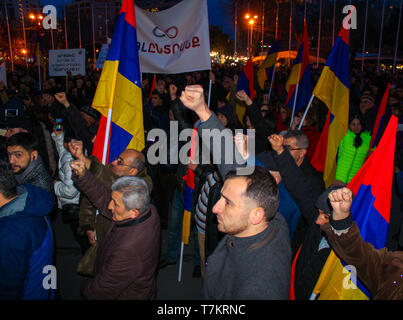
[54, 92, 99, 155]
[269, 131, 325, 255]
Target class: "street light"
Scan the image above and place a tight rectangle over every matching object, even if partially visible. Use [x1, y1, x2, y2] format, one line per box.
[244, 14, 258, 56]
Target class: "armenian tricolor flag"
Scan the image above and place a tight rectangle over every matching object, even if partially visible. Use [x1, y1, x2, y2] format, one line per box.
[148, 74, 156, 101]
[311, 115, 397, 300]
[237, 57, 255, 100]
[370, 83, 391, 149]
[257, 35, 281, 90]
[311, 110, 332, 172]
[92, 0, 145, 163]
[285, 22, 311, 114]
[181, 127, 198, 245]
[312, 27, 350, 188]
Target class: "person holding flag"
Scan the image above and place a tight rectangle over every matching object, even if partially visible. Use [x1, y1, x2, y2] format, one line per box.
[311, 115, 398, 300]
[320, 186, 402, 300]
[285, 22, 312, 127]
[257, 35, 281, 100]
[91, 0, 145, 165]
[305, 26, 350, 188]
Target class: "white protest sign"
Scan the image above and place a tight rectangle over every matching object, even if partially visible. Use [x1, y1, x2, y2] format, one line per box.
[135, 0, 211, 74]
[49, 49, 86, 76]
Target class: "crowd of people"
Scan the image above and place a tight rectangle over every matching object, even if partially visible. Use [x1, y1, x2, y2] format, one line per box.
[0, 59, 402, 300]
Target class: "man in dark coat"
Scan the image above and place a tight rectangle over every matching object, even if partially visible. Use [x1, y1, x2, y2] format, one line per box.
[70, 160, 160, 300]
[67, 139, 153, 267]
[269, 131, 325, 255]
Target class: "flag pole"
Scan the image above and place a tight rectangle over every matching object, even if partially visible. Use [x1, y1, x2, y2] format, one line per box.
[361, 0, 369, 74]
[268, 64, 276, 104]
[332, 0, 336, 46]
[289, 83, 299, 128]
[377, 0, 386, 71]
[178, 242, 185, 282]
[78, 5, 82, 48]
[38, 52, 41, 91]
[234, 2, 237, 55]
[393, 0, 403, 73]
[298, 94, 314, 130]
[4, 2, 14, 73]
[316, 0, 322, 68]
[261, 1, 265, 57]
[207, 79, 212, 108]
[304, 0, 307, 21]
[288, 0, 292, 66]
[275, 1, 279, 38]
[101, 62, 119, 164]
[64, 4, 68, 49]
[91, 2, 97, 70]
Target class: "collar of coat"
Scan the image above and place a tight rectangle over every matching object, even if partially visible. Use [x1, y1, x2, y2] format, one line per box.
[115, 207, 152, 228]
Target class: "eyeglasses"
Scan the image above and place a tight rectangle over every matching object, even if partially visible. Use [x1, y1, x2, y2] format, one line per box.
[113, 156, 133, 168]
[283, 144, 304, 151]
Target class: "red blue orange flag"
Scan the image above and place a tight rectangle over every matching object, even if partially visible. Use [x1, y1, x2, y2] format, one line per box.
[370, 83, 391, 149]
[285, 22, 312, 114]
[181, 127, 198, 245]
[312, 115, 397, 300]
[312, 27, 350, 188]
[92, 0, 145, 163]
[148, 74, 156, 100]
[257, 35, 281, 90]
[237, 57, 255, 100]
[311, 110, 331, 172]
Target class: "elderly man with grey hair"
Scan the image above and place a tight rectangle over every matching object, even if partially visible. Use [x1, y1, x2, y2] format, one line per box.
[70, 159, 160, 300]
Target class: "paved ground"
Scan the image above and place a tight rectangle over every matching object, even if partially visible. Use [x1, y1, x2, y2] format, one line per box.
[52, 213, 202, 300]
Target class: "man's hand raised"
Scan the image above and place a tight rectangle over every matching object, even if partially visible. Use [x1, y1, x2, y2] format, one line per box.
[54, 92, 70, 108]
[67, 139, 91, 170]
[268, 134, 285, 155]
[179, 85, 212, 122]
[329, 187, 353, 221]
[70, 159, 86, 179]
[235, 90, 253, 106]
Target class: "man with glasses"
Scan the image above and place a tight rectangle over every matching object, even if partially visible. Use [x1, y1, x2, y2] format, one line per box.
[67, 140, 152, 266]
[268, 131, 325, 256]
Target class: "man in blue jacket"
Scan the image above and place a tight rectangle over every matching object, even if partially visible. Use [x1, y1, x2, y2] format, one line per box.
[0, 161, 55, 299]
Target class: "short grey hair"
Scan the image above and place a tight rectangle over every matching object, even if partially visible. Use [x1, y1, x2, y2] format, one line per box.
[111, 176, 150, 213]
[283, 130, 309, 149]
[132, 157, 146, 174]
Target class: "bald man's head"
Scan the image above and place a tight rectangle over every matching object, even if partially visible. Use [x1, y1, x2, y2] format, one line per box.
[110, 149, 146, 177]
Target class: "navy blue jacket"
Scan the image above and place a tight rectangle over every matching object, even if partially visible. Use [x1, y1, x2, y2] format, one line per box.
[0, 184, 55, 300]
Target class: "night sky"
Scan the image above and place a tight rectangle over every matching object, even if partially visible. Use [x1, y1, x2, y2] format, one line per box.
[40, 0, 234, 36]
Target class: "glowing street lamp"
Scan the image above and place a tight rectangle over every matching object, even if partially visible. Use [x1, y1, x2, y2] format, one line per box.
[245, 14, 258, 56]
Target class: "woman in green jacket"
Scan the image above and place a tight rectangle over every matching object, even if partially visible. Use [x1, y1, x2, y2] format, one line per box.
[335, 114, 371, 184]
